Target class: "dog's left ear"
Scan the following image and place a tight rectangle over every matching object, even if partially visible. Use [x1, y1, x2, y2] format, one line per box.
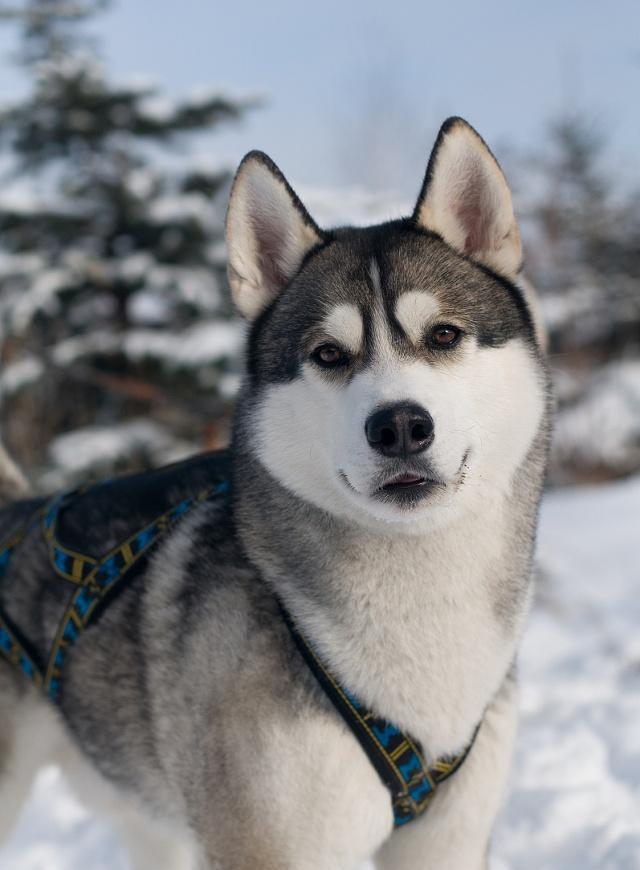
[413, 117, 522, 277]
[226, 151, 324, 321]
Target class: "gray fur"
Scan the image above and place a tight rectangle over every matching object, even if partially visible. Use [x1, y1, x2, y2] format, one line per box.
[246, 225, 537, 390]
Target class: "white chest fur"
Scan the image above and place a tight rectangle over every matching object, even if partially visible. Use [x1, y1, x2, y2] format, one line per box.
[291, 496, 527, 761]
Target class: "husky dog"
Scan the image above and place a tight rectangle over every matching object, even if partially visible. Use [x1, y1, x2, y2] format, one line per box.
[0, 117, 550, 869]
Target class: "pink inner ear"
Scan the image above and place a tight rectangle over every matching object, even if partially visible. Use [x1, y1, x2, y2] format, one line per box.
[459, 205, 486, 254]
[250, 210, 289, 291]
[455, 167, 494, 255]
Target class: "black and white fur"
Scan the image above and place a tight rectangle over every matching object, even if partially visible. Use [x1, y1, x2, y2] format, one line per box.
[0, 117, 551, 869]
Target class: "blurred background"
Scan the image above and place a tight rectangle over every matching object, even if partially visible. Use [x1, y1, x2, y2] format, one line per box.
[0, 3, 639, 869]
[0, 0, 638, 490]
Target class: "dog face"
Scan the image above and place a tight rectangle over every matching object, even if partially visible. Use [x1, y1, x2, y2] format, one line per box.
[226, 118, 547, 530]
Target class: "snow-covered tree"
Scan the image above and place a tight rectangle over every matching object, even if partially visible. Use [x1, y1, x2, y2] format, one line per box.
[518, 114, 640, 355]
[514, 113, 640, 483]
[0, 0, 250, 487]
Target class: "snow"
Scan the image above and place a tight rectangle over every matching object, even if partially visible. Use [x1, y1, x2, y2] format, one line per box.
[138, 95, 176, 124]
[127, 290, 173, 326]
[1, 475, 639, 868]
[0, 186, 82, 220]
[41, 419, 198, 491]
[537, 278, 640, 356]
[147, 192, 216, 226]
[52, 320, 244, 372]
[0, 768, 129, 870]
[553, 358, 640, 477]
[494, 474, 640, 869]
[122, 321, 243, 369]
[125, 265, 222, 324]
[539, 284, 604, 334]
[36, 53, 105, 85]
[123, 169, 157, 200]
[0, 355, 45, 397]
[7, 268, 73, 332]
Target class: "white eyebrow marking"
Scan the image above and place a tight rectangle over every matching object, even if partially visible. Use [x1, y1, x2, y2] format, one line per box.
[395, 291, 440, 344]
[320, 303, 364, 353]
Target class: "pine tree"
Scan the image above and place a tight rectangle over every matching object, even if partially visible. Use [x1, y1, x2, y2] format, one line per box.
[0, 0, 250, 488]
[515, 113, 640, 483]
[520, 113, 640, 358]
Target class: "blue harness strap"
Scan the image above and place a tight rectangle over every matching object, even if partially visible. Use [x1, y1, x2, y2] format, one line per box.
[0, 457, 478, 829]
[0, 612, 43, 687]
[279, 602, 479, 827]
[41, 480, 229, 701]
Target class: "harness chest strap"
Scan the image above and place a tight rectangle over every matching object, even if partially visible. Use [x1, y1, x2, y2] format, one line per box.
[278, 602, 479, 827]
[0, 475, 478, 829]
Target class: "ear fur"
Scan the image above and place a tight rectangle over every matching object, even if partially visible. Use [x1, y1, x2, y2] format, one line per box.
[414, 117, 522, 277]
[225, 151, 324, 321]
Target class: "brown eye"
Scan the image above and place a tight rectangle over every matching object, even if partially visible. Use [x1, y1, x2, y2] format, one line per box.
[430, 325, 462, 348]
[312, 343, 350, 368]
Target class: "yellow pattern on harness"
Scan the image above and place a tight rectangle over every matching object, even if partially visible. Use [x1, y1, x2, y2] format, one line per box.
[0, 480, 229, 702]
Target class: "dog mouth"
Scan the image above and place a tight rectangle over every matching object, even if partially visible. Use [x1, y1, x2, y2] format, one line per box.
[338, 450, 469, 510]
[379, 472, 445, 494]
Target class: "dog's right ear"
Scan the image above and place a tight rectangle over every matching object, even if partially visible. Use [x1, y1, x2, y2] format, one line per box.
[225, 151, 324, 321]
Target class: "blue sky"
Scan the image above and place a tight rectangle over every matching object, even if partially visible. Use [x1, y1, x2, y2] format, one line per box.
[0, 0, 638, 195]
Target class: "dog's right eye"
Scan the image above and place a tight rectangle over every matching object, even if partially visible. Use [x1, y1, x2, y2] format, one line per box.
[311, 343, 350, 368]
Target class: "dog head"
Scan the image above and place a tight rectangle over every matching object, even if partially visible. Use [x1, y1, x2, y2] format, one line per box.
[226, 117, 548, 531]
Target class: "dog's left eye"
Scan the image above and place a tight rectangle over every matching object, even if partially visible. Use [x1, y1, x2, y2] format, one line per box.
[311, 343, 350, 368]
[430, 325, 462, 347]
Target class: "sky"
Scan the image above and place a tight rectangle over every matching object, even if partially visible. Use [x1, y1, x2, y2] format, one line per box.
[0, 0, 638, 197]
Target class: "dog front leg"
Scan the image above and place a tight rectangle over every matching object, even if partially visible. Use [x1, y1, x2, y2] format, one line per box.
[0, 685, 57, 844]
[0, 726, 31, 845]
[374, 670, 518, 870]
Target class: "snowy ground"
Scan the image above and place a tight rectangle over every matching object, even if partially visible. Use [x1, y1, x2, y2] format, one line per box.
[1, 476, 639, 869]
[494, 475, 640, 870]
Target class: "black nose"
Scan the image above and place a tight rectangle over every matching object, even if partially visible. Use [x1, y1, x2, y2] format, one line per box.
[365, 403, 434, 458]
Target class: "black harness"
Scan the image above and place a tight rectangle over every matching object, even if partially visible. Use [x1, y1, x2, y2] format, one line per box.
[0, 452, 478, 828]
